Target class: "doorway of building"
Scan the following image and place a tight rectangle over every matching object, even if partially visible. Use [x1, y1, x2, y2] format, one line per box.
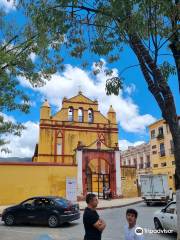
[87, 173, 110, 199]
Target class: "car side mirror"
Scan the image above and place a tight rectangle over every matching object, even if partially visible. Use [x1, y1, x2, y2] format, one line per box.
[161, 209, 166, 213]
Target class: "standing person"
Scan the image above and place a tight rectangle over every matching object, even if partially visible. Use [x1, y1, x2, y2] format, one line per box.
[125, 208, 144, 240]
[83, 193, 106, 240]
[103, 185, 108, 200]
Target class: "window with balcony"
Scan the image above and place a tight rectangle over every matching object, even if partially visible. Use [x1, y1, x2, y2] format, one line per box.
[146, 162, 151, 168]
[157, 127, 164, 140]
[160, 143, 165, 157]
[146, 155, 150, 168]
[78, 108, 84, 122]
[133, 158, 137, 167]
[139, 157, 144, 169]
[161, 162, 167, 167]
[68, 107, 74, 121]
[151, 130, 155, 139]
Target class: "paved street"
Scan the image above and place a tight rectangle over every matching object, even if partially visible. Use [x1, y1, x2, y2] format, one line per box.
[0, 202, 177, 240]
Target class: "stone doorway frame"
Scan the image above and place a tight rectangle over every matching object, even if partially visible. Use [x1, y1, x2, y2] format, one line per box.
[76, 148, 122, 200]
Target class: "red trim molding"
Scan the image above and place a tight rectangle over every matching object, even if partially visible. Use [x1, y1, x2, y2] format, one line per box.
[63, 100, 98, 105]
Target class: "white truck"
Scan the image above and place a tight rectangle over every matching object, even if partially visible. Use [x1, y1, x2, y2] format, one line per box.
[140, 174, 172, 205]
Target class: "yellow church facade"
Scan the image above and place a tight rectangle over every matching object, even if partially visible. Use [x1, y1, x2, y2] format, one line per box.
[33, 92, 121, 199]
[33, 91, 118, 164]
[0, 92, 138, 204]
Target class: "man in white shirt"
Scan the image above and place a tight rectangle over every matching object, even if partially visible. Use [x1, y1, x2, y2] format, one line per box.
[124, 209, 144, 240]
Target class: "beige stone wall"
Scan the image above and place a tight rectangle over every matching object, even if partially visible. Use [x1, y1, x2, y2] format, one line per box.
[121, 167, 138, 198]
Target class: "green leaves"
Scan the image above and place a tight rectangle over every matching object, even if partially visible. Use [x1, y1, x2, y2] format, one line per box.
[159, 61, 176, 82]
[105, 77, 123, 95]
[0, 114, 25, 148]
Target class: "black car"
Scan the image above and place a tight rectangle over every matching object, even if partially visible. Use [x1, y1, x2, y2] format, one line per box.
[1, 196, 80, 227]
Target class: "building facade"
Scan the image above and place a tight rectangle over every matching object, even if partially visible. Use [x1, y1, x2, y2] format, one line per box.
[149, 119, 175, 190]
[0, 94, 139, 205]
[121, 143, 151, 195]
[121, 143, 151, 175]
[32, 92, 137, 199]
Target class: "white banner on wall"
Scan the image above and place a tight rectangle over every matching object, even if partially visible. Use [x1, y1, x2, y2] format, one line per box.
[66, 177, 77, 202]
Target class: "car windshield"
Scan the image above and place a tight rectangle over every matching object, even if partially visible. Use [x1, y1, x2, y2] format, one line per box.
[55, 198, 71, 207]
[165, 203, 176, 214]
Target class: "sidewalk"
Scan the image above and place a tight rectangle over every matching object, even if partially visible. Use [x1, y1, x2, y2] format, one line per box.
[0, 197, 143, 216]
[79, 197, 143, 210]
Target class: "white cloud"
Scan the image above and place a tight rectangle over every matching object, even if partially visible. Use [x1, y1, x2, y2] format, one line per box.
[0, 120, 39, 158]
[124, 83, 136, 95]
[119, 139, 145, 151]
[19, 61, 156, 133]
[0, 0, 16, 12]
[29, 53, 37, 62]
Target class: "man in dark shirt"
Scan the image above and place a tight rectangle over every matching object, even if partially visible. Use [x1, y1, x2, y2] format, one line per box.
[83, 193, 106, 240]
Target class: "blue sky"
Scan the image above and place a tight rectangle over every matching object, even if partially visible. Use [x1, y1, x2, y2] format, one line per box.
[0, 1, 179, 157]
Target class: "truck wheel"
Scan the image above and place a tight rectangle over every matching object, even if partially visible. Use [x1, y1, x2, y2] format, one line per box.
[154, 218, 162, 230]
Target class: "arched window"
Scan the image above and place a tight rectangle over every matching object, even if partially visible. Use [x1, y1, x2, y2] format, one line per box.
[78, 108, 84, 122]
[88, 108, 93, 123]
[68, 107, 74, 121]
[56, 131, 62, 155]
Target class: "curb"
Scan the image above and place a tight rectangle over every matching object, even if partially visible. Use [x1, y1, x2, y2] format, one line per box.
[80, 200, 143, 211]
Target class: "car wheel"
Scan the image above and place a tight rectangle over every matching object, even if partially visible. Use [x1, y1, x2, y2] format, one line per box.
[48, 215, 59, 228]
[154, 218, 163, 230]
[4, 214, 15, 226]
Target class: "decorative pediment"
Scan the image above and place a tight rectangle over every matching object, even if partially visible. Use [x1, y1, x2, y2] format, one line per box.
[84, 139, 113, 150]
[64, 92, 96, 104]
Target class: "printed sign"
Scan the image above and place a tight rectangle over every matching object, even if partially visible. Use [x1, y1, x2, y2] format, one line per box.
[66, 177, 77, 202]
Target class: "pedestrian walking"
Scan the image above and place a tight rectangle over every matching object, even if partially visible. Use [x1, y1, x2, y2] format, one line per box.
[83, 193, 106, 240]
[124, 208, 144, 240]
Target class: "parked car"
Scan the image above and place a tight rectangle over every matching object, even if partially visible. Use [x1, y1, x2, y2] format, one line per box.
[153, 201, 177, 232]
[1, 196, 80, 228]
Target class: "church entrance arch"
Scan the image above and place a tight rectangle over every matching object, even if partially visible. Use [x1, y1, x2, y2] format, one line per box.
[82, 150, 116, 198]
[86, 159, 110, 198]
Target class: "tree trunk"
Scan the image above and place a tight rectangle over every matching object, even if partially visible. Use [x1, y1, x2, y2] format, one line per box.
[129, 34, 180, 238]
[169, 121, 180, 239]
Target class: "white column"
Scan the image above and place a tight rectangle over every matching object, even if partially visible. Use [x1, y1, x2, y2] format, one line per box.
[115, 150, 122, 196]
[76, 150, 83, 196]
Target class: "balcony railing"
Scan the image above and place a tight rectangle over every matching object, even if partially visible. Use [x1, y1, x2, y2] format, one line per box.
[139, 163, 144, 169]
[145, 162, 151, 168]
[159, 151, 166, 157]
[156, 133, 164, 140]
